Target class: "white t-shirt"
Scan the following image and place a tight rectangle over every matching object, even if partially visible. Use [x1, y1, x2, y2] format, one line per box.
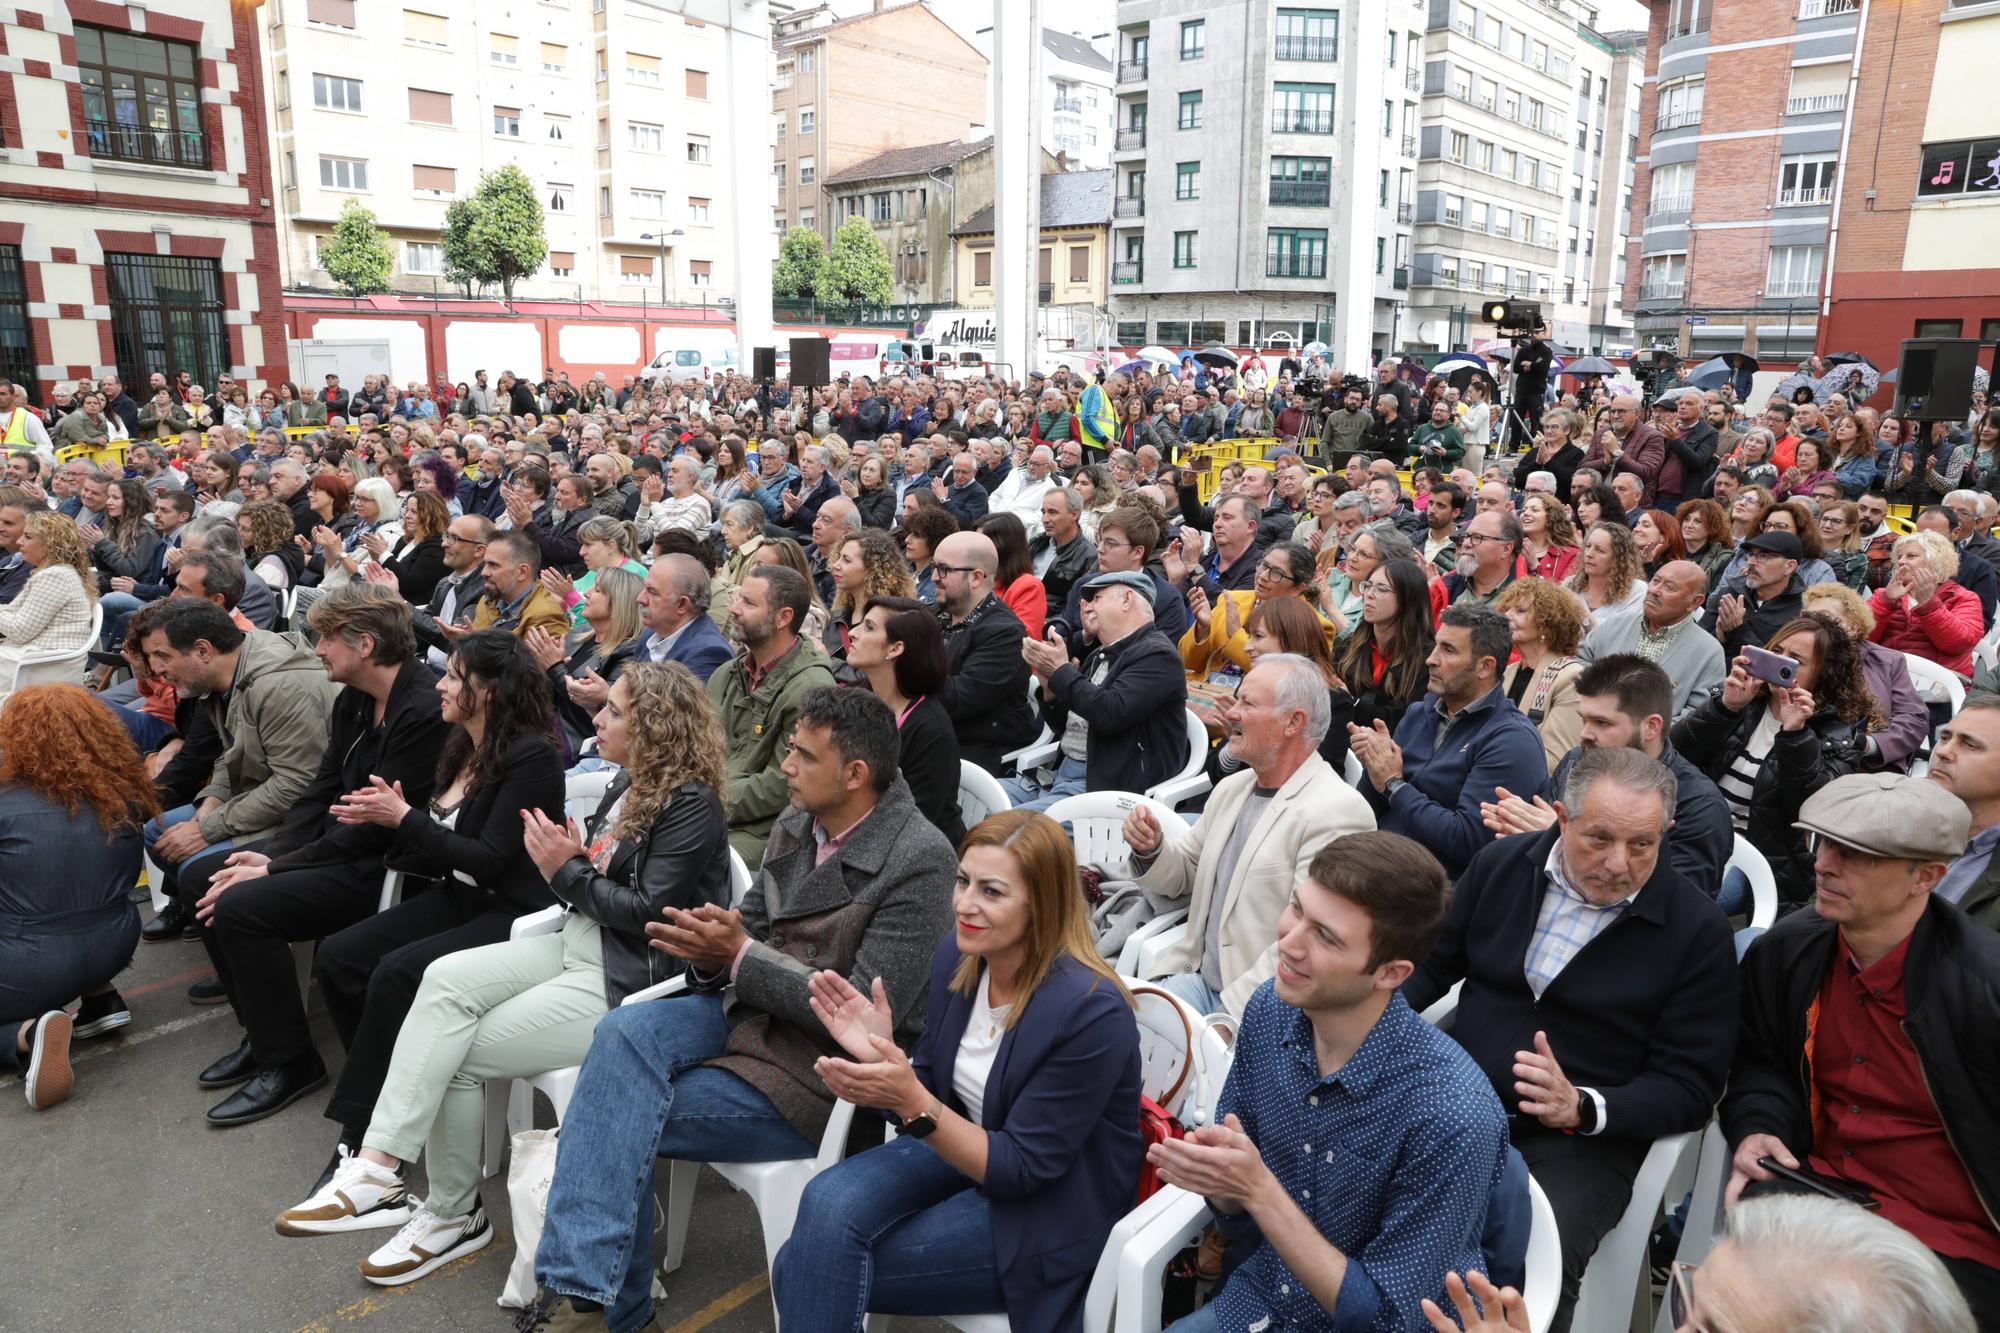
[951, 969, 1013, 1127]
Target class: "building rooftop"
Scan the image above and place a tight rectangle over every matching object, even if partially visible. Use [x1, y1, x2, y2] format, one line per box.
[952, 169, 1112, 235]
[1043, 29, 1111, 71]
[823, 137, 992, 187]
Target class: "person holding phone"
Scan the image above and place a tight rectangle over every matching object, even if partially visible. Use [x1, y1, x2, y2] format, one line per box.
[1671, 612, 1878, 909]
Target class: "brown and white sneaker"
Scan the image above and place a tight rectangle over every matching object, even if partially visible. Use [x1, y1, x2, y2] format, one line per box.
[360, 1201, 491, 1286]
[23, 1011, 73, 1111]
[275, 1146, 411, 1236]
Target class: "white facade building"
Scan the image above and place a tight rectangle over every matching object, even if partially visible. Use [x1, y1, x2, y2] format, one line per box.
[1041, 30, 1116, 171]
[264, 0, 743, 303]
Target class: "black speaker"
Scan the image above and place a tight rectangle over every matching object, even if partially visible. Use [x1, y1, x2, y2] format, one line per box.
[790, 336, 831, 389]
[752, 346, 777, 381]
[1895, 338, 1984, 421]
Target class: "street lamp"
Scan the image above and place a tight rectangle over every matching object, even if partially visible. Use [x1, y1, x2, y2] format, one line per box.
[638, 229, 685, 305]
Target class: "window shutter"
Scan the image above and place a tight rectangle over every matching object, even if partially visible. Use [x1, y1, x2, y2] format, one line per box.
[407, 89, 452, 124]
[620, 256, 653, 277]
[686, 69, 708, 98]
[413, 164, 456, 192]
[307, 0, 356, 27]
[403, 10, 448, 44]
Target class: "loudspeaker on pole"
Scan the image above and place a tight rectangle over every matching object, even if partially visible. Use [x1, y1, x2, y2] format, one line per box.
[790, 336, 831, 389]
[1894, 338, 1984, 421]
[752, 346, 777, 382]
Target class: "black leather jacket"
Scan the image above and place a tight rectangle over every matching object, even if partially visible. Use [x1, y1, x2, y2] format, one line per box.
[548, 778, 733, 1007]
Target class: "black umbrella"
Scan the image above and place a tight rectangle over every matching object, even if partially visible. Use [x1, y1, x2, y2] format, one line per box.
[1446, 365, 1499, 395]
[1823, 352, 1877, 370]
[1717, 351, 1760, 374]
[1191, 343, 1239, 370]
[1564, 356, 1617, 377]
[1687, 357, 1735, 391]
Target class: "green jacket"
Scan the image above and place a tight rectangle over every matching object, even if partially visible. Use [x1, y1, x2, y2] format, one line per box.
[708, 638, 836, 867]
[1410, 422, 1466, 467]
[195, 630, 342, 844]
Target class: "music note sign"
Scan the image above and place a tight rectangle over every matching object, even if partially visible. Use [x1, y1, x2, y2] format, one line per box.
[1920, 143, 1973, 197]
[1931, 161, 1956, 188]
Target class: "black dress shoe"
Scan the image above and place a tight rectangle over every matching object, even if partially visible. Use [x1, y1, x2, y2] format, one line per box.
[207, 1055, 328, 1127]
[142, 902, 192, 942]
[188, 978, 227, 1005]
[197, 1038, 257, 1090]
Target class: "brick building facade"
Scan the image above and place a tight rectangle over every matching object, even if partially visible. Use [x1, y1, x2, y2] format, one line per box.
[0, 0, 286, 406]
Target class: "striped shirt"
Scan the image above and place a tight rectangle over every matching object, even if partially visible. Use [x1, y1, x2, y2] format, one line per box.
[1715, 708, 1783, 832]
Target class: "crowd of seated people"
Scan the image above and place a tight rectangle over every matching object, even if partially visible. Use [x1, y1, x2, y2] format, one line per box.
[3, 361, 1997, 1333]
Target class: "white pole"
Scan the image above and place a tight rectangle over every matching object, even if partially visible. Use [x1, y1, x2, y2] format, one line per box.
[991, 0, 1043, 386]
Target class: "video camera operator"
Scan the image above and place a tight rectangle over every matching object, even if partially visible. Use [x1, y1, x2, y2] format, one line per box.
[1509, 332, 1553, 442]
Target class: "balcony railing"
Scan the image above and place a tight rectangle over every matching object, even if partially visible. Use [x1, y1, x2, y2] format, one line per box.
[1648, 192, 1693, 217]
[1405, 66, 1421, 91]
[1274, 35, 1338, 61]
[1787, 92, 1846, 115]
[1113, 195, 1145, 218]
[1272, 109, 1336, 134]
[1640, 279, 1685, 300]
[1799, 0, 1858, 16]
[84, 118, 209, 170]
[1657, 109, 1701, 131]
[1266, 254, 1327, 279]
[1402, 134, 1418, 156]
[1452, 18, 1475, 36]
[1393, 266, 1410, 290]
[1767, 277, 1819, 298]
[1054, 97, 1083, 113]
[1397, 201, 1413, 223]
[1776, 186, 1833, 207]
[1269, 180, 1331, 207]
[1113, 260, 1143, 284]
[1117, 60, 1148, 84]
[1115, 128, 1146, 150]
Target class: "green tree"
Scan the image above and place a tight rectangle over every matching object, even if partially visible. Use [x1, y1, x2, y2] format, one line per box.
[822, 218, 893, 308]
[772, 226, 829, 301]
[319, 197, 393, 297]
[439, 164, 549, 301]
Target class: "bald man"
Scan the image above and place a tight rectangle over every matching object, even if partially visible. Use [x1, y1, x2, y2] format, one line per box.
[935, 451, 990, 527]
[1580, 560, 1725, 717]
[935, 531, 1037, 772]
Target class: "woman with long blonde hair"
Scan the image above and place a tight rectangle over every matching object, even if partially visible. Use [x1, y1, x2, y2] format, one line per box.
[774, 808, 1140, 1332]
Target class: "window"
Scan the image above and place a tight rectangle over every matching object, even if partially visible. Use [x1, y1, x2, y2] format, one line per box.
[1191, 321, 1225, 343]
[1275, 8, 1338, 61]
[688, 196, 711, 222]
[493, 107, 521, 137]
[687, 135, 711, 163]
[618, 256, 655, 284]
[406, 88, 451, 124]
[683, 69, 709, 100]
[1272, 83, 1336, 134]
[413, 164, 455, 195]
[1447, 130, 1469, 163]
[75, 26, 208, 168]
[1640, 252, 1686, 299]
[307, 0, 357, 27]
[799, 48, 815, 74]
[799, 157, 816, 186]
[627, 53, 661, 85]
[1266, 228, 1327, 278]
[1178, 91, 1203, 130]
[1777, 155, 1836, 206]
[1983, 319, 2000, 344]
[106, 253, 226, 394]
[1180, 20, 1205, 59]
[548, 251, 575, 278]
[314, 74, 363, 112]
[689, 260, 712, 288]
[1269, 155, 1331, 206]
[1116, 321, 1148, 345]
[600, 186, 611, 215]
[799, 107, 816, 135]
[629, 121, 663, 151]
[548, 182, 573, 212]
[800, 213, 815, 230]
[402, 9, 447, 46]
[1649, 162, 1694, 215]
[974, 250, 993, 287]
[871, 192, 891, 221]
[542, 42, 567, 73]
[1766, 244, 1824, 298]
[1786, 63, 1847, 116]
[629, 188, 663, 216]
[1914, 319, 1964, 338]
[773, 162, 787, 189]
[1173, 231, 1197, 267]
[546, 113, 570, 142]
[1175, 161, 1201, 200]
[405, 242, 443, 275]
[0, 246, 36, 406]
[319, 155, 368, 190]
[1657, 78, 1704, 131]
[1155, 322, 1191, 345]
[490, 34, 518, 66]
[1069, 245, 1090, 283]
[1444, 192, 1465, 225]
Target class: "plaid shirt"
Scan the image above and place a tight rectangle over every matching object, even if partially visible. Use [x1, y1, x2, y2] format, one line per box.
[1523, 840, 1638, 1000]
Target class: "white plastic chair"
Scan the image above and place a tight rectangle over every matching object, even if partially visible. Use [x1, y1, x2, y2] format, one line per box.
[4, 602, 101, 695]
[1045, 791, 1188, 875]
[1902, 652, 1966, 778]
[1976, 620, 2000, 677]
[1651, 1120, 1729, 1333]
[1571, 1130, 1702, 1333]
[563, 768, 617, 826]
[1146, 709, 1215, 809]
[999, 678, 1050, 772]
[1419, 979, 1465, 1030]
[1343, 749, 1363, 786]
[1522, 1174, 1562, 1333]
[958, 759, 1012, 829]
[1725, 834, 1777, 930]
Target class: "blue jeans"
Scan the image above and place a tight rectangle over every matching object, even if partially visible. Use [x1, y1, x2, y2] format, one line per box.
[534, 993, 817, 1333]
[1716, 867, 1749, 918]
[98, 590, 145, 650]
[1000, 755, 1089, 812]
[1154, 971, 1227, 1018]
[143, 803, 241, 901]
[772, 1134, 1005, 1330]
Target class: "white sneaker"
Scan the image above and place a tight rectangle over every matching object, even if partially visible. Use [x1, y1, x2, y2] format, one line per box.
[23, 1011, 72, 1111]
[359, 1201, 491, 1286]
[275, 1146, 411, 1236]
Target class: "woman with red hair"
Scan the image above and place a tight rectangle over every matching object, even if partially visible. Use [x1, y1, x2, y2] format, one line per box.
[0, 684, 159, 1109]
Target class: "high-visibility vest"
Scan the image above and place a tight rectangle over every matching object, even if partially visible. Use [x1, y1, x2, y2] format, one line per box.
[0, 408, 30, 447]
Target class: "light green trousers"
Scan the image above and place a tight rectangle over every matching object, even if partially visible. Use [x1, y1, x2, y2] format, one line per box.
[364, 913, 607, 1217]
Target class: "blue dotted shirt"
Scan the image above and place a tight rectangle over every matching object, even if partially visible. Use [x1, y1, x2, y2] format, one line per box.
[1210, 982, 1508, 1332]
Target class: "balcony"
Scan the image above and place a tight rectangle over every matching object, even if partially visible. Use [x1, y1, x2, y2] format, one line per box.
[1640, 279, 1685, 300]
[1787, 92, 1846, 115]
[1647, 192, 1693, 218]
[1117, 60, 1148, 84]
[1405, 66, 1421, 91]
[1397, 201, 1413, 223]
[1272, 109, 1335, 134]
[1402, 134, 1417, 156]
[1452, 18, 1475, 36]
[1269, 180, 1331, 207]
[84, 118, 209, 170]
[1274, 35, 1338, 61]
[1115, 127, 1146, 151]
[1113, 260, 1143, 284]
[1054, 97, 1083, 113]
[1776, 185, 1833, 207]
[1393, 266, 1410, 290]
[1799, 0, 1858, 16]
[1657, 109, 1701, 132]
[1767, 277, 1819, 298]
[1266, 254, 1327, 279]
[1113, 195, 1145, 218]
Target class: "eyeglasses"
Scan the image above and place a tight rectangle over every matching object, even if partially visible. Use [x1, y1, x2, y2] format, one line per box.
[442, 534, 488, 547]
[1459, 532, 1508, 546]
[1667, 1261, 1714, 1333]
[1255, 563, 1298, 582]
[931, 562, 980, 577]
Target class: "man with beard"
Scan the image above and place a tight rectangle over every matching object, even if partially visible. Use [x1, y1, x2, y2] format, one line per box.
[1433, 509, 1522, 608]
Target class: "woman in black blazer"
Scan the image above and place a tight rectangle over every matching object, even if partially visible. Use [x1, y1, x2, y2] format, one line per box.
[526, 565, 646, 755]
[773, 810, 1141, 1333]
[304, 632, 567, 1171]
[381, 491, 450, 604]
[845, 595, 964, 845]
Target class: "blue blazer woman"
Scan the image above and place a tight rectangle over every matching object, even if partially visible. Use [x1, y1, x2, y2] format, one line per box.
[908, 939, 1142, 1331]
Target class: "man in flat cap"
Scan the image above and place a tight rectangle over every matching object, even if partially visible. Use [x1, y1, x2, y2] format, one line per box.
[1005, 569, 1187, 811]
[1723, 771, 2000, 1328]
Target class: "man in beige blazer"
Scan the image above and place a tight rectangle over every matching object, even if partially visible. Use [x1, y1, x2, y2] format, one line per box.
[1124, 653, 1377, 1018]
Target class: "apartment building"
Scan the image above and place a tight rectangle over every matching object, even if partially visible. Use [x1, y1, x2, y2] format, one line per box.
[1625, 0, 1867, 363]
[267, 0, 738, 303]
[1107, 0, 1416, 363]
[0, 0, 288, 399]
[770, 2, 988, 242]
[1041, 30, 1116, 171]
[1578, 27, 1644, 354]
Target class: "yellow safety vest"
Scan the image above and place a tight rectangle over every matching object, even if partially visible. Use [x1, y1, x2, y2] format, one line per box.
[0, 408, 29, 447]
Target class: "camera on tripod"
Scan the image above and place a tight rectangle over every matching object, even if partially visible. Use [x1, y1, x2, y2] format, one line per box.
[1483, 299, 1544, 338]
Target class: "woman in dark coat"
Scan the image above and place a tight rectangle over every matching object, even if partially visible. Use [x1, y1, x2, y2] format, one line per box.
[846, 594, 965, 846]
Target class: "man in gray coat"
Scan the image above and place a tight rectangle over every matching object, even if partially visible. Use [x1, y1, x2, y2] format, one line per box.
[525, 687, 958, 1331]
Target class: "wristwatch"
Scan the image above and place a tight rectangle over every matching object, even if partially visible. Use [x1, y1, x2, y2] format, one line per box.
[1383, 777, 1408, 800]
[901, 1099, 943, 1139]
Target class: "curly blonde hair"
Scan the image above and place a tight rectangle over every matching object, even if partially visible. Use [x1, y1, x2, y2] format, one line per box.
[610, 661, 727, 840]
[832, 529, 915, 618]
[1495, 576, 1588, 657]
[25, 510, 96, 602]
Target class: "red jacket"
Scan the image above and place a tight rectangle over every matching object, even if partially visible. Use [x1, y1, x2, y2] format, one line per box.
[1868, 580, 1982, 677]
